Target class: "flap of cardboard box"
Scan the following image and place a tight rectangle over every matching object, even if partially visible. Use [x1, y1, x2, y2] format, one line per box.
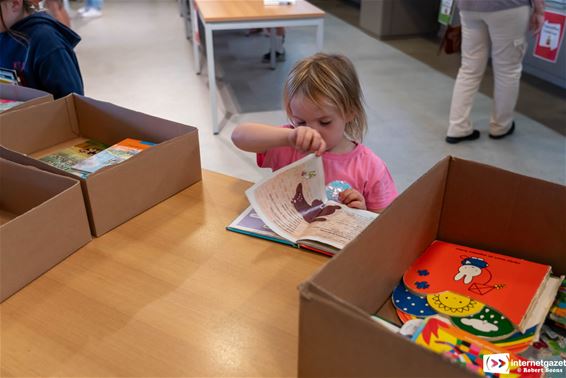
[439, 157, 566, 271]
[0, 157, 92, 302]
[0, 83, 53, 113]
[0, 157, 79, 217]
[298, 279, 477, 377]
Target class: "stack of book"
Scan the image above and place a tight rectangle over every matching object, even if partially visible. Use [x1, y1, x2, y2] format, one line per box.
[38, 138, 155, 179]
[390, 241, 562, 354]
[0, 98, 23, 113]
[547, 279, 565, 331]
[410, 317, 543, 377]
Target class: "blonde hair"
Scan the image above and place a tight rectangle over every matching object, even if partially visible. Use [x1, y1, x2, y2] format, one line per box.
[283, 53, 367, 143]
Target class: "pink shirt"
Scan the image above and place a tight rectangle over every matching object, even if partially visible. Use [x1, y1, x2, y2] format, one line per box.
[257, 129, 398, 211]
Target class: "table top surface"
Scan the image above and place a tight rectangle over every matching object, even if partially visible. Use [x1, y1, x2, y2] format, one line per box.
[0, 170, 328, 377]
[195, 0, 325, 23]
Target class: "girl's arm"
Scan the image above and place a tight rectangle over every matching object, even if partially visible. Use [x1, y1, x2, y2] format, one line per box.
[232, 123, 326, 155]
[231, 123, 292, 153]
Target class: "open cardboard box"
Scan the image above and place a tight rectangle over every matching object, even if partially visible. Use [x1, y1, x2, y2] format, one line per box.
[0, 94, 202, 236]
[0, 83, 53, 113]
[0, 157, 92, 302]
[298, 157, 565, 377]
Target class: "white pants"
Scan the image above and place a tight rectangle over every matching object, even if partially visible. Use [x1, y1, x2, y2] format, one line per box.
[447, 6, 530, 137]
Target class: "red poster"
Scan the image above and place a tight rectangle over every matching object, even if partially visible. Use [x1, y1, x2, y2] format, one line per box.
[533, 10, 566, 63]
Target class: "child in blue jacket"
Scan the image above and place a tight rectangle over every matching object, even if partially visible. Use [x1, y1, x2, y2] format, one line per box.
[0, 0, 83, 98]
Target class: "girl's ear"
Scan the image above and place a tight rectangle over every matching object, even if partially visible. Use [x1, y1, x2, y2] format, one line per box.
[344, 111, 355, 123]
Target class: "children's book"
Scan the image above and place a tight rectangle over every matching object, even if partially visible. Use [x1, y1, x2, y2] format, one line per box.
[228, 154, 378, 256]
[0, 98, 23, 113]
[411, 317, 543, 377]
[403, 240, 562, 333]
[0, 68, 20, 85]
[38, 139, 109, 178]
[72, 138, 155, 174]
[227, 206, 297, 247]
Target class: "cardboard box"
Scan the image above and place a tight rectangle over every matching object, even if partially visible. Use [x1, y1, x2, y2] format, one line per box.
[298, 157, 565, 377]
[0, 94, 202, 236]
[0, 157, 92, 302]
[0, 83, 53, 113]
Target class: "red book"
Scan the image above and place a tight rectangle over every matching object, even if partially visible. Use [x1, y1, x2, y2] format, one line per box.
[404, 241, 554, 332]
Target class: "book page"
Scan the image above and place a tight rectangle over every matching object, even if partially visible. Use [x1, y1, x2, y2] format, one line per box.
[246, 154, 327, 243]
[246, 154, 378, 250]
[299, 202, 377, 250]
[226, 206, 294, 246]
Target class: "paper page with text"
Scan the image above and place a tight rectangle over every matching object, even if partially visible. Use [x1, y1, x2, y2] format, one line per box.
[246, 154, 377, 250]
[298, 202, 377, 249]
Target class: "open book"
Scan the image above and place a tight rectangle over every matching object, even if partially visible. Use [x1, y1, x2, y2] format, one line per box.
[227, 154, 377, 255]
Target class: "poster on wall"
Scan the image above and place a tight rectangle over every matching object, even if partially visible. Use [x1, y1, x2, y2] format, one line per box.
[533, 10, 566, 63]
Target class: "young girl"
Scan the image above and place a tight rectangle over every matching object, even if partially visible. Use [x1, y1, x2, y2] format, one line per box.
[232, 53, 397, 213]
[0, 0, 83, 98]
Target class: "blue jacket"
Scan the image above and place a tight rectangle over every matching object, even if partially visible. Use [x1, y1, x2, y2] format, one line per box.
[0, 12, 84, 99]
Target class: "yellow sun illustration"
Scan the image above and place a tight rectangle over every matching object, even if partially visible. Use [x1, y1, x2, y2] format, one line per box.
[426, 291, 484, 316]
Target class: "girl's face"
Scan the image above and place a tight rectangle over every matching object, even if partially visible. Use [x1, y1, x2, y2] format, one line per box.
[0, 0, 25, 32]
[289, 94, 354, 153]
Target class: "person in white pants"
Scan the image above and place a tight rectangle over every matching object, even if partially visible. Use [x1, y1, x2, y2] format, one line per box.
[446, 0, 545, 144]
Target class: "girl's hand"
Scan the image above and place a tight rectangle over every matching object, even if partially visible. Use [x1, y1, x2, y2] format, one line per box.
[339, 188, 366, 210]
[288, 126, 327, 156]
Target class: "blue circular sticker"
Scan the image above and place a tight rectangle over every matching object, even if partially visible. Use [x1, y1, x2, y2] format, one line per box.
[325, 180, 352, 202]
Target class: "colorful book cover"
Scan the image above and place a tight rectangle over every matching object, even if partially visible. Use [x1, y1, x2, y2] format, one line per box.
[0, 98, 23, 113]
[403, 241, 550, 330]
[72, 138, 155, 174]
[411, 317, 542, 377]
[39, 140, 108, 178]
[391, 280, 537, 349]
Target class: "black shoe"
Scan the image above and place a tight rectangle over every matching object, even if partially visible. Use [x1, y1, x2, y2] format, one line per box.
[490, 122, 515, 139]
[445, 129, 480, 144]
[262, 50, 286, 63]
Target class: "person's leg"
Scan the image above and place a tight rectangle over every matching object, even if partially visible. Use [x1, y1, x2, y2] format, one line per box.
[447, 11, 490, 139]
[262, 27, 285, 63]
[485, 6, 529, 137]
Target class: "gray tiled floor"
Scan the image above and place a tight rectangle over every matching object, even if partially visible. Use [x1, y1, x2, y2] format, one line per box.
[72, 0, 565, 192]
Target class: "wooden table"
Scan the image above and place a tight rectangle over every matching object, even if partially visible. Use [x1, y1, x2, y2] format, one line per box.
[0, 171, 327, 377]
[190, 0, 325, 134]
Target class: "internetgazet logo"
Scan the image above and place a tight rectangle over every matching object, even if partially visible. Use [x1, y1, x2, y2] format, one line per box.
[483, 353, 510, 374]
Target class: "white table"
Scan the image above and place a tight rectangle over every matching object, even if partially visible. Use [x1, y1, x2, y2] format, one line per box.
[189, 0, 325, 134]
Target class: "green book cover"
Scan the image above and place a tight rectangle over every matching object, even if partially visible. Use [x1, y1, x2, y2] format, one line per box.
[39, 140, 108, 178]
